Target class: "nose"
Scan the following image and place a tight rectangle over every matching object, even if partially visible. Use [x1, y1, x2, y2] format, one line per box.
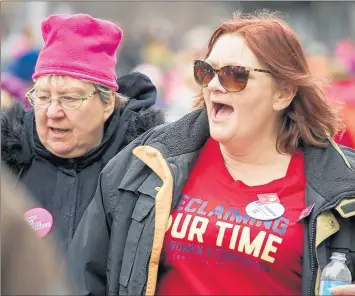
[207, 73, 227, 93]
[46, 100, 65, 119]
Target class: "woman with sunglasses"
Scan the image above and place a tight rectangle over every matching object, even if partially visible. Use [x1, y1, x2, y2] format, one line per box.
[0, 14, 164, 253]
[67, 11, 355, 296]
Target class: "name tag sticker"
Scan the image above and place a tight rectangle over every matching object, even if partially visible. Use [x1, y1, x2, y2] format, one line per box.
[246, 200, 285, 221]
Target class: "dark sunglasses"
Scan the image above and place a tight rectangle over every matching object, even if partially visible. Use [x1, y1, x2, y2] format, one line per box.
[193, 60, 272, 92]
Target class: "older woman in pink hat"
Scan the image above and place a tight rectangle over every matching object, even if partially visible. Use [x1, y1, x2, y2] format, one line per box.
[1, 13, 164, 252]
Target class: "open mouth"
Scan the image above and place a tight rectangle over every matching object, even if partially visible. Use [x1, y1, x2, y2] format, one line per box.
[212, 102, 234, 120]
[50, 127, 70, 135]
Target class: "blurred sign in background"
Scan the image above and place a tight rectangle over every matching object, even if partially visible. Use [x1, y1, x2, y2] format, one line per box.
[1, 1, 355, 144]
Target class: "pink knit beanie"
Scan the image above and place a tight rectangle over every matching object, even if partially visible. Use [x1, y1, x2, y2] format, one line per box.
[32, 14, 123, 90]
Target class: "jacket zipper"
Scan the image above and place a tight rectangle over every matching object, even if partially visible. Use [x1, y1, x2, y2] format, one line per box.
[307, 192, 354, 296]
[308, 212, 318, 296]
[140, 252, 151, 296]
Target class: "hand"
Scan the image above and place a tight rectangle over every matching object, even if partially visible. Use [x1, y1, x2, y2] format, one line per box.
[331, 284, 355, 295]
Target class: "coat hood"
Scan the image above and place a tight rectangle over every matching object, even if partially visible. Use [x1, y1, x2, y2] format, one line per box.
[1, 72, 165, 173]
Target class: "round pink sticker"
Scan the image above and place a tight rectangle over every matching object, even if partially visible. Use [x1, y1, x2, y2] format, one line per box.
[24, 208, 53, 238]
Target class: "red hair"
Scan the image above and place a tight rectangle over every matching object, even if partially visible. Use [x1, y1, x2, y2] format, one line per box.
[194, 10, 344, 154]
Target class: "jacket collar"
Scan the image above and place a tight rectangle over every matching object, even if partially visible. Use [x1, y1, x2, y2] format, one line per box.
[303, 142, 355, 203]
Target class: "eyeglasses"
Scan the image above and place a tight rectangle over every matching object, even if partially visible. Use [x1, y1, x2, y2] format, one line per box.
[26, 88, 99, 110]
[193, 60, 272, 92]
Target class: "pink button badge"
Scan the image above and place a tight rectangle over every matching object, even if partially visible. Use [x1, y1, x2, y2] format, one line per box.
[24, 208, 53, 238]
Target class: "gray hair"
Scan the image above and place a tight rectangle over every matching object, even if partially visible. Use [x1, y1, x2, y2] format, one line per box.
[93, 83, 128, 108]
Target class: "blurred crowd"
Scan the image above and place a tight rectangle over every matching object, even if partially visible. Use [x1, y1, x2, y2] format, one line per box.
[2, 21, 355, 146]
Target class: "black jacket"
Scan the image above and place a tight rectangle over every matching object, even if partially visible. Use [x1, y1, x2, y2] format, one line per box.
[1, 72, 164, 253]
[67, 109, 355, 296]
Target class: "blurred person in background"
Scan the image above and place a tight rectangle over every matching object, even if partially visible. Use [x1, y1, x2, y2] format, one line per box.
[67, 10, 355, 296]
[306, 38, 355, 149]
[12, 27, 35, 60]
[1, 13, 164, 255]
[164, 26, 211, 122]
[330, 39, 355, 149]
[1, 166, 72, 295]
[1, 49, 39, 110]
[335, 39, 355, 75]
[164, 50, 204, 122]
[330, 78, 355, 149]
[1, 25, 34, 70]
[131, 63, 166, 109]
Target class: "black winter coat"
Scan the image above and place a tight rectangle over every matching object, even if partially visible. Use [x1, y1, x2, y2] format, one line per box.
[1, 72, 164, 253]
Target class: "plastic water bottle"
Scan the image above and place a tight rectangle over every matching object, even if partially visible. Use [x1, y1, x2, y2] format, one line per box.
[319, 252, 352, 295]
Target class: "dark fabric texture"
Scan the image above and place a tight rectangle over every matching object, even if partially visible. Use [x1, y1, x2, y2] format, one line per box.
[304, 144, 355, 201]
[341, 201, 355, 214]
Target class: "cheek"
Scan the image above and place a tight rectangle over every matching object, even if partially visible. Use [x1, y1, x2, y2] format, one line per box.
[235, 85, 275, 114]
[73, 107, 104, 133]
[231, 91, 275, 131]
[35, 111, 48, 134]
[230, 92, 258, 117]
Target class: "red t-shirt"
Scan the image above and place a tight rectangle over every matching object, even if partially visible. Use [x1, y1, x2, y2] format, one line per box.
[157, 137, 306, 295]
[335, 129, 355, 149]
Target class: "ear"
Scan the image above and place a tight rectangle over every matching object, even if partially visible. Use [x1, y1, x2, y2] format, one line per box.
[272, 84, 297, 112]
[103, 92, 115, 122]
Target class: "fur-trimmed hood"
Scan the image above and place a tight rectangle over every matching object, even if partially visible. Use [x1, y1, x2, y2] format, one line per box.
[1, 72, 165, 173]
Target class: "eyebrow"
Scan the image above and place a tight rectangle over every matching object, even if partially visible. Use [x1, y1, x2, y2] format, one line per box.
[33, 87, 50, 93]
[205, 59, 247, 68]
[56, 88, 87, 96]
[34, 87, 87, 96]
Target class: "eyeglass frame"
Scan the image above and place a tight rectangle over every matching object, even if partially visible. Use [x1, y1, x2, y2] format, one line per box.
[25, 88, 100, 110]
[193, 59, 272, 92]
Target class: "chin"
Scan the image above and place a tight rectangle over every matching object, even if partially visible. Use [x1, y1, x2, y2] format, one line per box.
[208, 116, 233, 138]
[47, 143, 75, 158]
[209, 126, 233, 144]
